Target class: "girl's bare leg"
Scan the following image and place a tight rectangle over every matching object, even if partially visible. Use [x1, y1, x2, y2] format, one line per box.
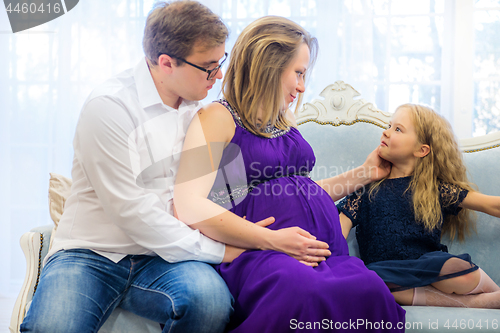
[433, 257, 499, 294]
[390, 258, 500, 308]
[410, 286, 500, 308]
[431, 269, 480, 294]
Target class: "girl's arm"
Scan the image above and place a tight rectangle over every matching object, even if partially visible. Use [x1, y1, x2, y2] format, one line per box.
[174, 103, 331, 263]
[316, 147, 391, 201]
[460, 191, 500, 218]
[339, 212, 353, 239]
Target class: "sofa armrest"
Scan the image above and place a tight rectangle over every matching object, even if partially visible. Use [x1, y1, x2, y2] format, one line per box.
[9, 225, 54, 333]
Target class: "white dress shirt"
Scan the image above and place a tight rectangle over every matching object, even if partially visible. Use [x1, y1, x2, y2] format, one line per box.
[48, 58, 225, 264]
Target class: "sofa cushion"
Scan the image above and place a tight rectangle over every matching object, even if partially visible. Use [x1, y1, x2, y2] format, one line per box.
[48, 172, 72, 250]
[48, 173, 72, 226]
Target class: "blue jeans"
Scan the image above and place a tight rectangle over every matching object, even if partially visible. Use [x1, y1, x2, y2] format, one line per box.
[21, 249, 233, 333]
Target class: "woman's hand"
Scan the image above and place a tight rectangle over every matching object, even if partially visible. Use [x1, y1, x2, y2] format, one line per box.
[222, 216, 331, 266]
[266, 227, 331, 266]
[248, 215, 332, 266]
[363, 146, 391, 182]
[252, 216, 331, 265]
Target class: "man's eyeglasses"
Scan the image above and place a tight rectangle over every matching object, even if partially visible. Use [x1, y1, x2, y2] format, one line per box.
[167, 52, 228, 80]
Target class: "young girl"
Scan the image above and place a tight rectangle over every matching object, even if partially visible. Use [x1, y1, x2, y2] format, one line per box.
[338, 103, 500, 308]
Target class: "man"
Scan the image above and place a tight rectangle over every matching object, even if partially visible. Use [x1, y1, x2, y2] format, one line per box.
[21, 1, 330, 332]
[21, 2, 232, 332]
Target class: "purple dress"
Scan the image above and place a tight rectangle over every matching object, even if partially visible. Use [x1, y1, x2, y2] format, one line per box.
[211, 100, 406, 332]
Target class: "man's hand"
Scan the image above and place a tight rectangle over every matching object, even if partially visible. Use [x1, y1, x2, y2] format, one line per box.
[221, 216, 276, 263]
[222, 245, 247, 263]
[252, 216, 275, 228]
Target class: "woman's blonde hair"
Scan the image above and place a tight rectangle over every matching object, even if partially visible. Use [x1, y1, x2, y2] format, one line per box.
[370, 104, 476, 241]
[223, 16, 318, 137]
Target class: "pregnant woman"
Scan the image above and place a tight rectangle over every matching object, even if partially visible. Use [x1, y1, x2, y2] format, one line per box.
[174, 16, 406, 332]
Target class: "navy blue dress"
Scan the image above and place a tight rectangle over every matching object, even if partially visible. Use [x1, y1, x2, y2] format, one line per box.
[337, 176, 478, 292]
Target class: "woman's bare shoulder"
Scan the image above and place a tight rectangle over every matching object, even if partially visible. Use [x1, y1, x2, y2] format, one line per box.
[196, 102, 236, 142]
[198, 102, 234, 123]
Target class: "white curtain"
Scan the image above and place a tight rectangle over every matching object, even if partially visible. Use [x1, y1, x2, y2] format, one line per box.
[1, 0, 154, 295]
[1, 0, 499, 296]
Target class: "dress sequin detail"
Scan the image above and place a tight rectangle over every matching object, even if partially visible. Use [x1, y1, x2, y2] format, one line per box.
[216, 99, 290, 138]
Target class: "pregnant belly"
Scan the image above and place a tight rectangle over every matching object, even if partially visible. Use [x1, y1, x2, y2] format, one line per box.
[231, 176, 342, 247]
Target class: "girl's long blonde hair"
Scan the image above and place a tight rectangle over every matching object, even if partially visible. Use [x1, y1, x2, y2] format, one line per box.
[370, 104, 476, 241]
[222, 16, 318, 137]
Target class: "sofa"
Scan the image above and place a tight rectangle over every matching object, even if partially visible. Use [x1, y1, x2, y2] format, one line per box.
[10, 81, 500, 332]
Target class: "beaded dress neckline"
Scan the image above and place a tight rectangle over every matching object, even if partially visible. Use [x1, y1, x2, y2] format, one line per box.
[216, 99, 291, 139]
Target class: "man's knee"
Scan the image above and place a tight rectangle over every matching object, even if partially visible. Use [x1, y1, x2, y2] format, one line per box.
[169, 263, 232, 328]
[182, 267, 232, 318]
[155, 263, 232, 333]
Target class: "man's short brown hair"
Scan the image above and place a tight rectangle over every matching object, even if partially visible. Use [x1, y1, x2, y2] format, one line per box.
[143, 1, 228, 66]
